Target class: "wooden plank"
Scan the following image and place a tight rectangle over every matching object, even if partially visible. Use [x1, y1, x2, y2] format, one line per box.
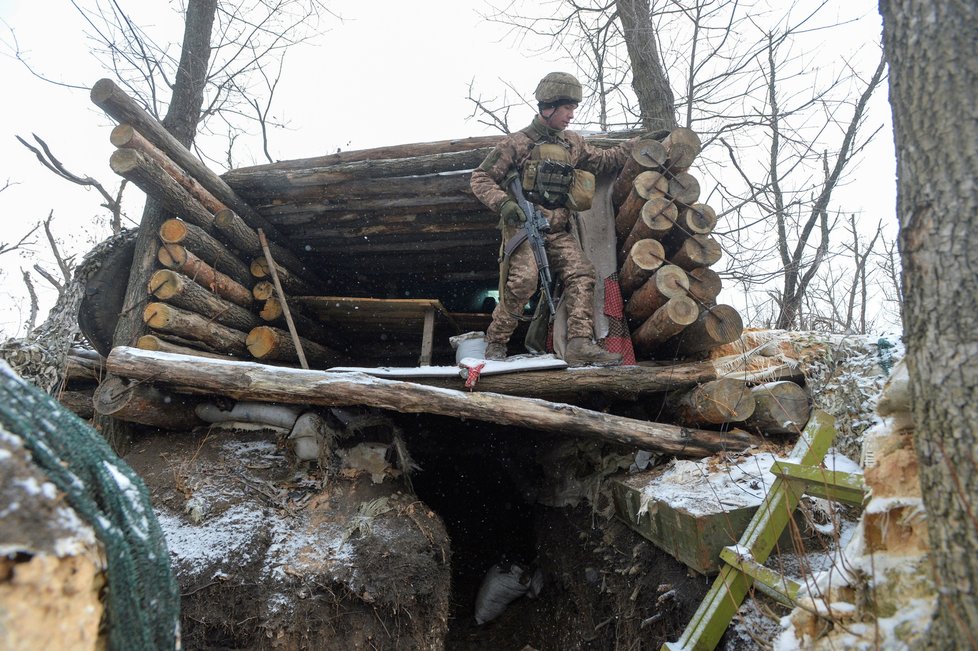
[297, 296, 460, 331]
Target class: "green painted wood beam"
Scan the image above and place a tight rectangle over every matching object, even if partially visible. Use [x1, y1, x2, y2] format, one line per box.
[771, 461, 866, 506]
[661, 410, 837, 651]
[719, 546, 800, 606]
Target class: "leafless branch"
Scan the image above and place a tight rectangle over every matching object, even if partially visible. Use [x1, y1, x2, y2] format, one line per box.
[21, 269, 39, 333]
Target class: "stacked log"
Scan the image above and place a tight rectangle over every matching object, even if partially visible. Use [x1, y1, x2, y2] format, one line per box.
[99, 102, 357, 367]
[611, 128, 743, 361]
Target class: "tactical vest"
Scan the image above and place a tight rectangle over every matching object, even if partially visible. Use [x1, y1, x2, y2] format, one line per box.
[520, 142, 595, 211]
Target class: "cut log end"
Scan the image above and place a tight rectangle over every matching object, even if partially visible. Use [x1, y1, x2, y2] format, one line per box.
[109, 123, 137, 147]
[246, 326, 278, 359]
[159, 218, 191, 244]
[148, 269, 181, 300]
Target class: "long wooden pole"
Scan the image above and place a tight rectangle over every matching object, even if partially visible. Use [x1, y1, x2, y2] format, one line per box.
[106, 347, 762, 458]
[258, 229, 308, 369]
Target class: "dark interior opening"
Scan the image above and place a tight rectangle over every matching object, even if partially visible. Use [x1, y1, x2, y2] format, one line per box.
[402, 415, 709, 650]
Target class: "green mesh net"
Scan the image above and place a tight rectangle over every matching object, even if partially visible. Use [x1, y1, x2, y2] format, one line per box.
[0, 362, 180, 650]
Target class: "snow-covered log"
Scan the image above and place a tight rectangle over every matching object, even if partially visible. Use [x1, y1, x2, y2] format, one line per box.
[106, 347, 762, 458]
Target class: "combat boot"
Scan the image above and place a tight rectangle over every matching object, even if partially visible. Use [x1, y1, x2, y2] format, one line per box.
[563, 337, 622, 367]
[484, 342, 508, 361]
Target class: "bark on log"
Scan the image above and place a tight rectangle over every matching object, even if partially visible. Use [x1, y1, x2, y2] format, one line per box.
[661, 203, 718, 255]
[686, 267, 723, 304]
[668, 234, 722, 270]
[111, 123, 226, 214]
[663, 128, 702, 170]
[91, 78, 287, 241]
[611, 136, 669, 208]
[615, 172, 669, 241]
[632, 296, 699, 353]
[625, 265, 689, 324]
[657, 304, 745, 357]
[110, 148, 216, 231]
[143, 301, 250, 357]
[246, 325, 346, 365]
[66, 349, 105, 383]
[669, 378, 756, 426]
[742, 381, 811, 435]
[665, 171, 701, 205]
[619, 239, 667, 298]
[158, 218, 252, 286]
[212, 208, 320, 286]
[106, 346, 763, 458]
[620, 197, 680, 256]
[136, 334, 243, 360]
[157, 243, 253, 308]
[148, 269, 262, 332]
[259, 298, 332, 346]
[250, 258, 318, 296]
[93, 374, 204, 430]
[58, 388, 95, 419]
[228, 136, 503, 172]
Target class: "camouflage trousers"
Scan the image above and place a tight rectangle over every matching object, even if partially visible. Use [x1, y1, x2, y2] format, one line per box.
[486, 228, 596, 346]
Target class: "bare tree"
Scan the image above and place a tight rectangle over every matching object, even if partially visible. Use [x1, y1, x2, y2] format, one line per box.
[880, 2, 978, 647]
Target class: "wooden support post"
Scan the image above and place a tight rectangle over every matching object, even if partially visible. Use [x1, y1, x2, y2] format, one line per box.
[258, 229, 308, 369]
[420, 306, 435, 366]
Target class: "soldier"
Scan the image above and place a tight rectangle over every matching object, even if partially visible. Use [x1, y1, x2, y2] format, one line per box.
[471, 72, 634, 366]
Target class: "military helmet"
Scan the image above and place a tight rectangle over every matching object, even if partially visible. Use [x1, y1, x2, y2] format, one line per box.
[534, 72, 583, 105]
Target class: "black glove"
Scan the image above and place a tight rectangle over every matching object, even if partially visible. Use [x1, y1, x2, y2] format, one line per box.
[500, 200, 527, 227]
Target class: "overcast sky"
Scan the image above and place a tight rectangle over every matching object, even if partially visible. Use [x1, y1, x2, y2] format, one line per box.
[0, 0, 897, 336]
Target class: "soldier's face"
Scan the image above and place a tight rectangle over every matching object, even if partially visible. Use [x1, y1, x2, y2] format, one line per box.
[541, 103, 577, 130]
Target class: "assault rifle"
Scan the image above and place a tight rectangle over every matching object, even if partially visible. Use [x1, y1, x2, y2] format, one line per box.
[509, 175, 557, 318]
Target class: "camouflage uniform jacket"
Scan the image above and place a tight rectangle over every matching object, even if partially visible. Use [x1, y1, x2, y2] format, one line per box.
[470, 116, 632, 231]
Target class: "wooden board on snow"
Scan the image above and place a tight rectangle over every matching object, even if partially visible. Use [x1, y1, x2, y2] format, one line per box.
[328, 354, 568, 379]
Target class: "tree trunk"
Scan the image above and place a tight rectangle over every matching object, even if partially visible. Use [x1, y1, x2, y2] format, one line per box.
[665, 171, 701, 205]
[250, 257, 318, 296]
[880, 2, 978, 646]
[615, 0, 678, 131]
[105, 346, 762, 458]
[92, 0, 218, 452]
[662, 128, 702, 170]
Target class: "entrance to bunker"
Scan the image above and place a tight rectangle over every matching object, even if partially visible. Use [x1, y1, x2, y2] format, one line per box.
[402, 415, 710, 650]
